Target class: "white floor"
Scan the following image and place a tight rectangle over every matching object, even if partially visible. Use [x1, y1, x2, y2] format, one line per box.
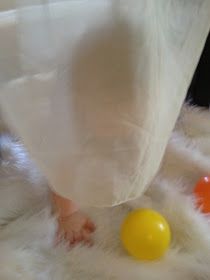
[1, 106, 210, 280]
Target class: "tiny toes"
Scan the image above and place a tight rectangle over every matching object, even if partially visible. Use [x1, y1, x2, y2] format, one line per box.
[81, 229, 93, 245]
[74, 232, 83, 243]
[65, 232, 74, 245]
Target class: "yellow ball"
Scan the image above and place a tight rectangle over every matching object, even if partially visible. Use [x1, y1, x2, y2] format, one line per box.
[120, 209, 171, 261]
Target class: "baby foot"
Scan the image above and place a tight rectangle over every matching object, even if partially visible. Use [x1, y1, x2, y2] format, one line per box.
[57, 210, 95, 246]
[51, 191, 96, 246]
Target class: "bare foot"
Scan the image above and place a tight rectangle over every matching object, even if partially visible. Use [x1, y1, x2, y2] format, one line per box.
[57, 210, 95, 246]
[51, 191, 95, 246]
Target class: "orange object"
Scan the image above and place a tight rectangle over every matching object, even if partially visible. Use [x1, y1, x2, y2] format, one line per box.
[194, 176, 210, 213]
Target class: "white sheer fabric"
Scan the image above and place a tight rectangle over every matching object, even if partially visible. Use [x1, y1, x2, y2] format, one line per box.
[0, 1, 210, 206]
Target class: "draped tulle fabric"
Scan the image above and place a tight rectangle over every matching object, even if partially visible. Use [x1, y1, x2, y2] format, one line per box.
[0, 0, 210, 206]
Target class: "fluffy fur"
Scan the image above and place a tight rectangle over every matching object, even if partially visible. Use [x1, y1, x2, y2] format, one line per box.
[0, 106, 210, 280]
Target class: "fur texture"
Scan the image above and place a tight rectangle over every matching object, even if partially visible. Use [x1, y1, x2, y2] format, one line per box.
[0, 106, 210, 279]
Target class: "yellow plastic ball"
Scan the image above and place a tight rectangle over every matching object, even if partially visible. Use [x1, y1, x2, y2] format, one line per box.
[120, 209, 171, 261]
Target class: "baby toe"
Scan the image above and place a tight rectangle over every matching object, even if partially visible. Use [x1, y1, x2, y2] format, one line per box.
[74, 231, 83, 243]
[82, 229, 94, 246]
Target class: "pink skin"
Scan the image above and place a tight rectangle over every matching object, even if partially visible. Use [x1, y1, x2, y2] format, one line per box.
[52, 192, 95, 246]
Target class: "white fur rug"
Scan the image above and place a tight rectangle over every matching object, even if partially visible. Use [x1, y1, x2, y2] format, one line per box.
[1, 106, 210, 280]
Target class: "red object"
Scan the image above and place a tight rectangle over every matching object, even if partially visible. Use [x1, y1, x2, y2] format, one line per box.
[194, 176, 210, 213]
